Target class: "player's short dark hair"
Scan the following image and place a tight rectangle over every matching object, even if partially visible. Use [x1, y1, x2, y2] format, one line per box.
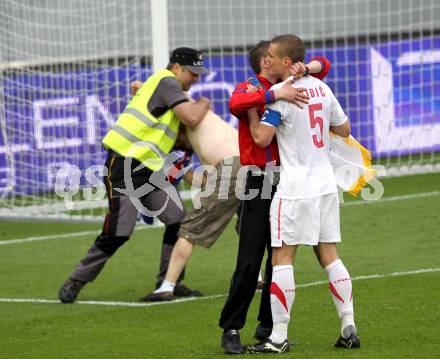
[249, 40, 271, 74]
[271, 34, 305, 63]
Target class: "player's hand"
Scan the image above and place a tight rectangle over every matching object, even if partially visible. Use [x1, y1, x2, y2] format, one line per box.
[130, 81, 143, 97]
[246, 84, 258, 92]
[275, 80, 309, 108]
[290, 62, 308, 81]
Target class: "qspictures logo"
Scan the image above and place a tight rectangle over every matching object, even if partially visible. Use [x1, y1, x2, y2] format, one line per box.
[54, 142, 385, 215]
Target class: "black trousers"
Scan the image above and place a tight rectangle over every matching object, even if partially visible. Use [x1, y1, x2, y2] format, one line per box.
[70, 151, 185, 283]
[219, 172, 276, 330]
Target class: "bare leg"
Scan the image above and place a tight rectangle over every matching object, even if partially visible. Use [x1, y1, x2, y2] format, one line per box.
[140, 237, 195, 302]
[272, 244, 297, 266]
[313, 242, 339, 268]
[159, 237, 194, 289]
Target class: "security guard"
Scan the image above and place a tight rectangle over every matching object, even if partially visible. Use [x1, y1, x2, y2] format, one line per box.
[58, 47, 210, 303]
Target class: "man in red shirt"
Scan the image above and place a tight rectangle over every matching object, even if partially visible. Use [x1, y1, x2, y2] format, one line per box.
[219, 40, 330, 354]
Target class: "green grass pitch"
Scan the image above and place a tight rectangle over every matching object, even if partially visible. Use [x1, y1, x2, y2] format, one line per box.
[0, 172, 439, 358]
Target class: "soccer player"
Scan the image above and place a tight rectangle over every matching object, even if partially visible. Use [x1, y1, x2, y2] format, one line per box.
[246, 34, 360, 354]
[219, 41, 331, 354]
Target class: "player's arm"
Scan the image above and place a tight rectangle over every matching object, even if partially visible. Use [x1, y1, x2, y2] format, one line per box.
[275, 80, 309, 109]
[248, 108, 278, 147]
[330, 118, 351, 138]
[309, 56, 331, 80]
[230, 81, 309, 115]
[290, 56, 331, 81]
[229, 82, 274, 116]
[329, 90, 351, 138]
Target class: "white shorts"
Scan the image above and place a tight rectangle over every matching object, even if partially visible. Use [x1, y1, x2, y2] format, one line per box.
[270, 192, 341, 247]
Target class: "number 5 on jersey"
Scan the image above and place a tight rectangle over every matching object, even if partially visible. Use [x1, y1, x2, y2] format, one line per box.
[308, 103, 324, 148]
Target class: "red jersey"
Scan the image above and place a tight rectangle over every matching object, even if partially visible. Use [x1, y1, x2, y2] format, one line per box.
[230, 56, 331, 168]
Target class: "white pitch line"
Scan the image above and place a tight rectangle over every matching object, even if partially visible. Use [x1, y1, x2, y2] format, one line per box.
[1, 190, 439, 247]
[0, 295, 226, 307]
[341, 190, 440, 207]
[295, 267, 440, 288]
[0, 267, 438, 308]
[0, 225, 152, 246]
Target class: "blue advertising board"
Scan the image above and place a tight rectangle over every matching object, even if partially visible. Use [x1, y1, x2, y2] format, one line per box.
[1, 36, 439, 195]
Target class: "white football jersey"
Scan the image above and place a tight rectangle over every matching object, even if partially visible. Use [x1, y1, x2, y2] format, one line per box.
[262, 76, 347, 199]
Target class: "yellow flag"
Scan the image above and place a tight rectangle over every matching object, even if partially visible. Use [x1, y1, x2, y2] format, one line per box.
[329, 134, 377, 196]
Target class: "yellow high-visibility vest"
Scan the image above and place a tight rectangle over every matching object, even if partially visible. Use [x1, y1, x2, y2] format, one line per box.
[102, 69, 181, 171]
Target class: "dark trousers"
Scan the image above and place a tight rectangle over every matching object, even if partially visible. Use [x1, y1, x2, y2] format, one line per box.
[219, 172, 276, 330]
[70, 151, 185, 283]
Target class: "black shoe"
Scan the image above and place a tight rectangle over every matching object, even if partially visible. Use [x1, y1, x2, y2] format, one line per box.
[334, 325, 360, 349]
[173, 282, 203, 297]
[254, 324, 272, 341]
[58, 277, 86, 304]
[139, 291, 174, 302]
[221, 329, 245, 355]
[246, 338, 290, 354]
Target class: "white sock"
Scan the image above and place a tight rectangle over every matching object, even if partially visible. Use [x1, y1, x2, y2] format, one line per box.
[269, 265, 295, 344]
[341, 314, 356, 337]
[154, 280, 175, 293]
[324, 259, 355, 336]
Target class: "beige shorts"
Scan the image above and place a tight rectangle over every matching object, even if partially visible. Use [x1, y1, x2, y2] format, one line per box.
[270, 192, 341, 247]
[179, 156, 242, 248]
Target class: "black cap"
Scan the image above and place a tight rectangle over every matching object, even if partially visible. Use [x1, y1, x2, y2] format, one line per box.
[170, 47, 209, 75]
